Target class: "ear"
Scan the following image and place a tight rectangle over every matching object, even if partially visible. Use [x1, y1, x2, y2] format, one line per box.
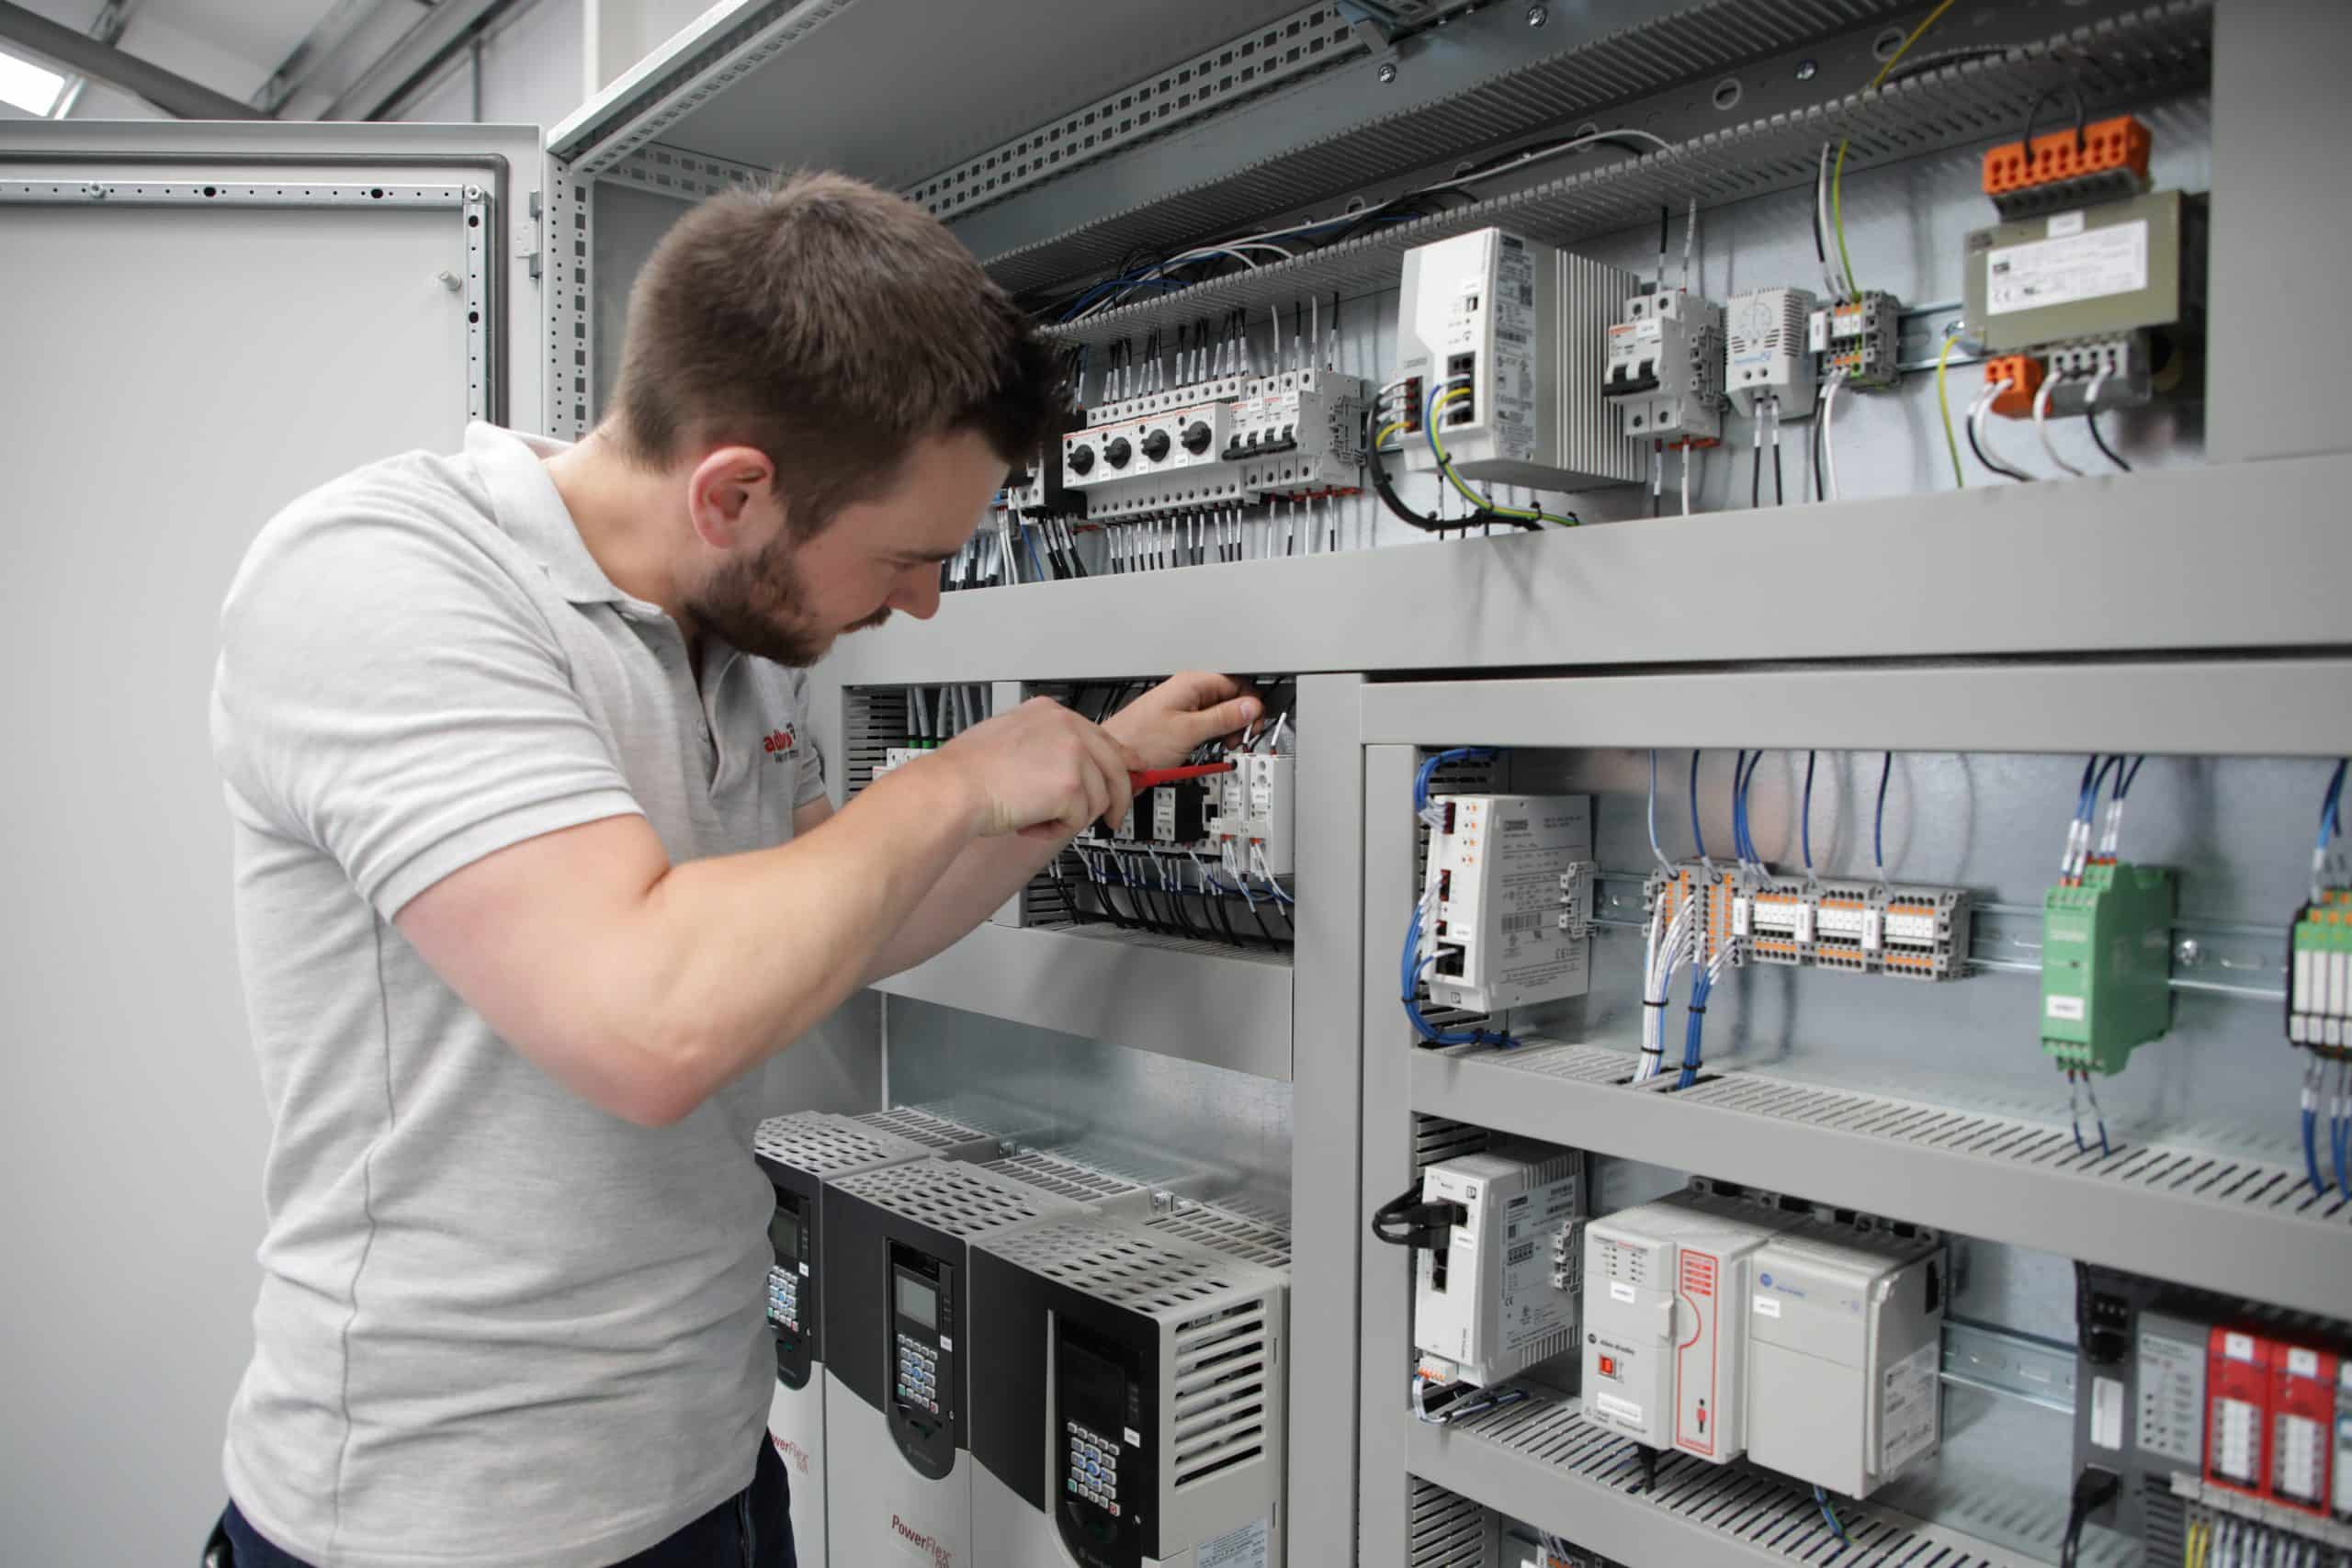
[684, 444, 780, 550]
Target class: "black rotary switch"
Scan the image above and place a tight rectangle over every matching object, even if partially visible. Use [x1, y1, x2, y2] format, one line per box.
[1068, 444, 1095, 475]
[1103, 435, 1133, 468]
[1181, 421, 1213, 454]
[1140, 428, 1171, 462]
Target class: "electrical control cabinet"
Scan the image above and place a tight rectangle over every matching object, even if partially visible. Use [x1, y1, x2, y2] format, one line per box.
[1581, 1190, 1800, 1462]
[752, 1111, 998, 1568]
[971, 1211, 1290, 1568]
[1412, 1144, 1585, 1389]
[1742, 1220, 1946, 1499]
[1602, 289, 1725, 444]
[1396, 228, 1644, 491]
[822, 1154, 1148, 1568]
[1424, 795, 1593, 1014]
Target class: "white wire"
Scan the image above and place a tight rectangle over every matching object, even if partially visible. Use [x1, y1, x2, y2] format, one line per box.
[1681, 194, 1698, 294]
[1680, 446, 1693, 515]
[1815, 143, 1845, 302]
[1415, 127, 1676, 197]
[1970, 380, 2033, 481]
[1820, 376, 1845, 501]
[2033, 372, 2085, 477]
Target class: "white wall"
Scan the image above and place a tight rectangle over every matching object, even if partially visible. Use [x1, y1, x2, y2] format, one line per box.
[394, 0, 588, 129]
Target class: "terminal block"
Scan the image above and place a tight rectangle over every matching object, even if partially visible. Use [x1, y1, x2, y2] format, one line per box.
[1228, 368, 1368, 497]
[1602, 289, 1726, 443]
[2288, 888, 2352, 1054]
[1003, 445, 1085, 517]
[1212, 751, 1296, 876]
[1555, 861, 1597, 942]
[1738, 874, 1973, 980]
[1981, 353, 2046, 417]
[1982, 113, 2153, 219]
[1724, 286, 1819, 416]
[1809, 290, 1902, 390]
[2041, 861, 2177, 1076]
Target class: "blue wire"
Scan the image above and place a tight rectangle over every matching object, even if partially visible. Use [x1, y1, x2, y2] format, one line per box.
[2115, 754, 2145, 802]
[1023, 524, 1047, 582]
[2323, 758, 2347, 851]
[2305, 1103, 2326, 1199]
[1802, 751, 1817, 874]
[1815, 1486, 1847, 1541]
[1735, 750, 1764, 863]
[1403, 750, 1513, 1049]
[1690, 751, 1709, 861]
[1679, 965, 1713, 1089]
[1873, 751, 1894, 875]
[1730, 750, 1750, 863]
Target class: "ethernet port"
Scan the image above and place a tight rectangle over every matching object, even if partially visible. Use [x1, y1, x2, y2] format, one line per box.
[1444, 354, 1476, 424]
[1433, 945, 1466, 978]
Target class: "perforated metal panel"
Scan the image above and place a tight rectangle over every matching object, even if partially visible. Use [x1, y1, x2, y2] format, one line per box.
[979, 1147, 1145, 1203]
[1426, 1387, 2139, 1567]
[1414, 1115, 1492, 1170]
[857, 1104, 990, 1150]
[752, 1111, 930, 1177]
[1170, 1296, 1274, 1492]
[985, 1219, 1261, 1315]
[1408, 1479, 1492, 1568]
[1144, 1202, 1295, 1269]
[830, 1157, 1072, 1237]
[1039, 2, 2211, 342]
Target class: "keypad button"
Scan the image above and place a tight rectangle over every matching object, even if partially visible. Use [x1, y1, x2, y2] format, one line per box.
[1109, 1503, 1120, 1517]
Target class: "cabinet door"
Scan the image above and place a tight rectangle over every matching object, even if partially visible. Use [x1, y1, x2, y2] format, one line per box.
[0, 118, 540, 1568]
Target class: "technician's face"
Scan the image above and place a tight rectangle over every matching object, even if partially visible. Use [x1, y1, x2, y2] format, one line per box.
[687, 428, 1001, 667]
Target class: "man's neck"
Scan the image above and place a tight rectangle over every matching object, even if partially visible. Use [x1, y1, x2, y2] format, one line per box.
[542, 429, 691, 625]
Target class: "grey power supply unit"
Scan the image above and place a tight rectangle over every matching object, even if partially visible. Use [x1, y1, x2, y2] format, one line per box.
[1964, 188, 2206, 354]
[1424, 794, 1595, 1015]
[1396, 228, 1645, 492]
[1743, 1218, 1948, 1499]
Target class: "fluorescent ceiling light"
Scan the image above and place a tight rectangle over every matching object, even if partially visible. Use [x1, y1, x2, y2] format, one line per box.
[0, 46, 64, 116]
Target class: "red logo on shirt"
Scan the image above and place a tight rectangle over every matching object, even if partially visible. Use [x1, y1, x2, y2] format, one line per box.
[762, 727, 797, 756]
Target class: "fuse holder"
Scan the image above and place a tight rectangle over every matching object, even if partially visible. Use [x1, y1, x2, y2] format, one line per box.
[1983, 355, 2045, 418]
[1982, 114, 2152, 198]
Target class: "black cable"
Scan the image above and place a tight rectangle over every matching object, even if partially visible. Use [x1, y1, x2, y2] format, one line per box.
[1808, 381, 1826, 501]
[2059, 1468, 2120, 1568]
[1750, 440, 1762, 508]
[1363, 413, 1531, 534]
[1772, 434, 1785, 507]
[2019, 82, 2088, 167]
[1964, 404, 2034, 483]
[2084, 411, 2132, 473]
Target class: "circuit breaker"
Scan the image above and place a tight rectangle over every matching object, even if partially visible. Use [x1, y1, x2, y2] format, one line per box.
[1395, 228, 1644, 491]
[1742, 1219, 1946, 1498]
[1425, 794, 1594, 1014]
[1413, 1144, 1585, 1388]
[1602, 288, 1725, 443]
[1581, 1190, 1800, 1461]
[971, 1209, 1291, 1568]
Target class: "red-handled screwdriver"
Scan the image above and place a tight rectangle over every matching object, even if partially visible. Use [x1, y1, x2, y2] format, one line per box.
[1127, 761, 1236, 791]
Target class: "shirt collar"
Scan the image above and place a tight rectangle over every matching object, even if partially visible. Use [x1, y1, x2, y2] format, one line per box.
[466, 422, 642, 608]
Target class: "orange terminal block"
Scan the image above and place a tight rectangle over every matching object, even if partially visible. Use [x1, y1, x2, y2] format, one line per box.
[1981, 355, 2045, 418]
[1983, 114, 2152, 198]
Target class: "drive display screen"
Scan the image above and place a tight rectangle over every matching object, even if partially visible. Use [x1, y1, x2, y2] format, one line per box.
[1061, 1335, 1127, 1429]
[766, 1208, 801, 1263]
[896, 1272, 938, 1330]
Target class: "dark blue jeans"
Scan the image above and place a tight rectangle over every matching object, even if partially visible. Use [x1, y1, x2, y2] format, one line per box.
[206, 1437, 795, 1568]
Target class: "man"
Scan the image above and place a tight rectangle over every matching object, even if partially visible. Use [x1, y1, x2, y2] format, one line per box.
[204, 172, 1256, 1567]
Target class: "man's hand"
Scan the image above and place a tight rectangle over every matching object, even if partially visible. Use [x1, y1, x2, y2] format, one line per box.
[932, 696, 1148, 839]
[1102, 672, 1262, 769]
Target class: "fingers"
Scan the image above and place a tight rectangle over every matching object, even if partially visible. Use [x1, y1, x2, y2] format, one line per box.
[1179, 694, 1263, 749]
[1152, 671, 1246, 710]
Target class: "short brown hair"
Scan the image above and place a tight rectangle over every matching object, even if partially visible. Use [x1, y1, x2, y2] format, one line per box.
[608, 171, 1060, 535]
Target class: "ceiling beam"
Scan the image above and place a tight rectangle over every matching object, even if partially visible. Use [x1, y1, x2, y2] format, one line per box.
[318, 0, 514, 122]
[49, 0, 133, 119]
[250, 0, 419, 116]
[0, 0, 260, 119]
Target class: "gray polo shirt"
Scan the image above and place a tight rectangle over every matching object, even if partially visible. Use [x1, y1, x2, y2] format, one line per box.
[209, 423, 828, 1567]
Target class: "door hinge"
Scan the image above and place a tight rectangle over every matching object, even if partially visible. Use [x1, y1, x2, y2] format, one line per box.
[515, 187, 543, 280]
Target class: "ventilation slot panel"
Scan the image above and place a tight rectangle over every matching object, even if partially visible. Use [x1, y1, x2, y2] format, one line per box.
[1145, 1205, 1294, 1269]
[989, 1221, 1252, 1314]
[982, 1148, 1145, 1203]
[842, 687, 910, 796]
[1171, 1300, 1272, 1491]
[753, 1112, 921, 1177]
[857, 1105, 989, 1149]
[1407, 1479, 1491, 1568]
[831, 1160, 1069, 1237]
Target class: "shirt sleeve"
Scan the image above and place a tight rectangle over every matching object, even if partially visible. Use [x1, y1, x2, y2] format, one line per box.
[211, 496, 644, 921]
[787, 669, 831, 810]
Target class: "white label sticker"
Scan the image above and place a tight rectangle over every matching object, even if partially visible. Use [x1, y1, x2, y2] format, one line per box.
[2224, 1332, 2256, 1363]
[1880, 1341, 1941, 1476]
[1732, 897, 1753, 938]
[1200, 1514, 1271, 1568]
[2047, 209, 2087, 238]
[1794, 904, 1816, 943]
[798, 1261, 810, 1276]
[1753, 1294, 1781, 1318]
[1986, 220, 2150, 315]
[1610, 1280, 1638, 1304]
[2288, 1348, 2322, 1379]
[938, 1336, 953, 1352]
[1595, 1391, 1645, 1426]
[1124, 1426, 1142, 1448]
[2046, 995, 2086, 1021]
[1862, 908, 1885, 953]
[2091, 1374, 2126, 1450]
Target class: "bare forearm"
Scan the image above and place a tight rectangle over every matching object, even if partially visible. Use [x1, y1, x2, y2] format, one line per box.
[615, 765, 979, 1115]
[862, 827, 1069, 982]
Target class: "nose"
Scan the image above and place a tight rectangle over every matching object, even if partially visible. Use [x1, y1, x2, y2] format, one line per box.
[887, 563, 941, 621]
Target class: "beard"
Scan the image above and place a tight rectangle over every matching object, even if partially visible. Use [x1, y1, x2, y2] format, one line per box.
[684, 531, 888, 667]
